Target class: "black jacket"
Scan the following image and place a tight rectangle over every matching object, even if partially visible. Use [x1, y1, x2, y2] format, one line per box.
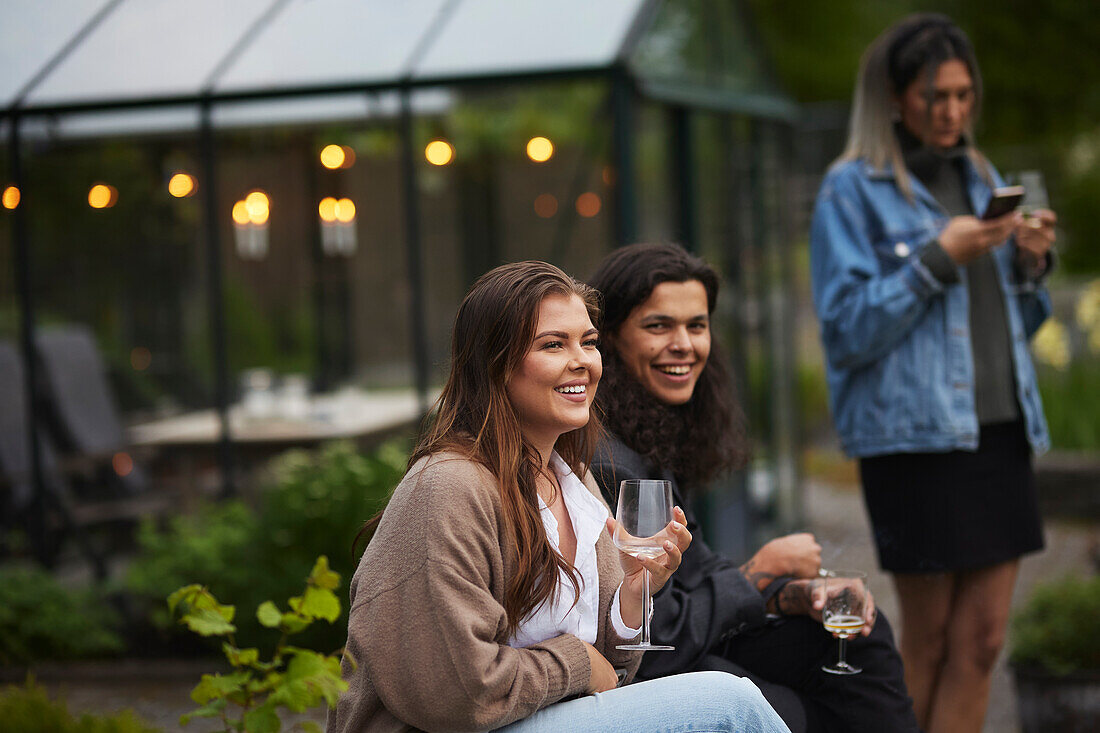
[591, 434, 767, 679]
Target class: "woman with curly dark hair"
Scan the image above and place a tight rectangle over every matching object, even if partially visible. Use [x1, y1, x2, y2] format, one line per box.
[589, 243, 919, 733]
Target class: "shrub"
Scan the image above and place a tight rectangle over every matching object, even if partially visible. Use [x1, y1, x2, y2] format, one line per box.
[126, 440, 405, 651]
[0, 565, 123, 666]
[1038, 359, 1100, 450]
[125, 501, 258, 631]
[0, 678, 159, 732]
[170, 557, 347, 732]
[1010, 574, 1100, 675]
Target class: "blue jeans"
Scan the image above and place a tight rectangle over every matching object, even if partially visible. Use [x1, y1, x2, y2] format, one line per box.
[493, 671, 791, 733]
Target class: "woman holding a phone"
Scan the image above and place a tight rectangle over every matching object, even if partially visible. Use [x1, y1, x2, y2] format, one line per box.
[809, 14, 1056, 732]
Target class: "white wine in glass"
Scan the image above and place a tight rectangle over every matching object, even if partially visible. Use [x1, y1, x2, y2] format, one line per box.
[819, 569, 867, 675]
[612, 479, 675, 651]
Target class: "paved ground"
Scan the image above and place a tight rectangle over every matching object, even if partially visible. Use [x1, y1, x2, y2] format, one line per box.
[22, 472, 1100, 732]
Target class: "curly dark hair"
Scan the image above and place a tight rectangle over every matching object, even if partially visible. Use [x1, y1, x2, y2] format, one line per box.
[589, 243, 748, 491]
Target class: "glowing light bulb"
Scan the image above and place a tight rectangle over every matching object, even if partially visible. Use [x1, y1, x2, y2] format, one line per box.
[534, 193, 558, 218]
[245, 190, 269, 225]
[526, 136, 554, 163]
[88, 183, 117, 209]
[168, 173, 195, 198]
[425, 139, 454, 166]
[320, 144, 345, 170]
[232, 200, 250, 225]
[2, 186, 19, 209]
[318, 197, 337, 222]
[335, 198, 356, 223]
[575, 192, 601, 218]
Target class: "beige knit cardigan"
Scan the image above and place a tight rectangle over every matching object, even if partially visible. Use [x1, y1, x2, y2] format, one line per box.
[327, 452, 643, 733]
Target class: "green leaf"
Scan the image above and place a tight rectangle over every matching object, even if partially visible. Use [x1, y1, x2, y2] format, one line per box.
[223, 642, 260, 667]
[184, 607, 237, 636]
[168, 584, 203, 615]
[243, 702, 281, 733]
[281, 649, 348, 708]
[180, 697, 227, 726]
[256, 601, 282, 629]
[308, 556, 340, 591]
[299, 586, 340, 623]
[269, 678, 315, 713]
[191, 672, 250, 704]
[301, 722, 324, 733]
[280, 612, 310, 634]
[285, 650, 326, 681]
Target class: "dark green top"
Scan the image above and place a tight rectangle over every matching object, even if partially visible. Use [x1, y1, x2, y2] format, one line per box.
[900, 127, 1020, 425]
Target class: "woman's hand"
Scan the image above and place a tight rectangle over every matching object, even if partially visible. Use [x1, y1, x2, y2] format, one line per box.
[583, 641, 618, 693]
[607, 506, 692, 629]
[1014, 208, 1057, 271]
[938, 213, 1018, 265]
[740, 533, 822, 590]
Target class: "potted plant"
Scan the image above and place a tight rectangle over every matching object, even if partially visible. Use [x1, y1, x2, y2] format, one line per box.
[1009, 573, 1100, 732]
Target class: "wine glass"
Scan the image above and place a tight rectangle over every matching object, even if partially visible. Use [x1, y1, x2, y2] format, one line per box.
[612, 479, 675, 651]
[818, 569, 867, 675]
[1006, 170, 1049, 228]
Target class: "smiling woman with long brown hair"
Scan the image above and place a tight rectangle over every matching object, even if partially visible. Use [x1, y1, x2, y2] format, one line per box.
[328, 261, 789, 733]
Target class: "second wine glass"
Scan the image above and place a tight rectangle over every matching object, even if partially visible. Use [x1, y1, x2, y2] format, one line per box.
[819, 569, 867, 675]
[612, 478, 675, 651]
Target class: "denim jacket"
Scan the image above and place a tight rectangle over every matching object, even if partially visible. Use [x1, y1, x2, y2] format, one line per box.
[809, 157, 1051, 458]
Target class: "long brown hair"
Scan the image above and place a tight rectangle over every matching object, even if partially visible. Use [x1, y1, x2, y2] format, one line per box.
[364, 261, 602, 636]
[589, 243, 747, 490]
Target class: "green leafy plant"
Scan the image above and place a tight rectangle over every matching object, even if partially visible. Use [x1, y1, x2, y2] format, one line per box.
[170, 556, 350, 733]
[0, 565, 123, 666]
[0, 678, 159, 733]
[126, 440, 404, 650]
[1010, 574, 1100, 675]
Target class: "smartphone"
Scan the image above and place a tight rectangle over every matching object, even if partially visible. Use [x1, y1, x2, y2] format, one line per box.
[981, 186, 1024, 220]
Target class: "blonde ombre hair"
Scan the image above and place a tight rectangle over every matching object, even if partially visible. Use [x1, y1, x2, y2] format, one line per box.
[838, 14, 992, 201]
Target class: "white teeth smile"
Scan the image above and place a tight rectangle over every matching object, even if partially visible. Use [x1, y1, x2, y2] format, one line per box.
[555, 385, 586, 394]
[656, 365, 691, 375]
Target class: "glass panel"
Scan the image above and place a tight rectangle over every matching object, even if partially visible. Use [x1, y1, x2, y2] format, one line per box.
[414, 0, 646, 79]
[634, 101, 674, 244]
[630, 0, 774, 95]
[411, 81, 615, 383]
[0, 0, 108, 107]
[23, 135, 209, 419]
[27, 0, 271, 106]
[216, 0, 451, 93]
[0, 144, 16, 342]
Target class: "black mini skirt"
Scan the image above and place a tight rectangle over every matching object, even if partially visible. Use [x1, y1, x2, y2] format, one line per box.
[858, 420, 1045, 574]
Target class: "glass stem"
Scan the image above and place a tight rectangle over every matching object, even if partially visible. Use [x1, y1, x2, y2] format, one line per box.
[837, 637, 848, 667]
[641, 567, 651, 645]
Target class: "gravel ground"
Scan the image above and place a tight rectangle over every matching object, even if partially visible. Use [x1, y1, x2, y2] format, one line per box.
[21, 475, 1100, 733]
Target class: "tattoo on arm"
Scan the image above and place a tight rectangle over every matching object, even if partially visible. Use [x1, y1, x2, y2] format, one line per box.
[739, 558, 778, 592]
[769, 581, 810, 616]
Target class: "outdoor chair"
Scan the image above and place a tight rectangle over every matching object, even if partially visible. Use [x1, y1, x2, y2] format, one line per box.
[0, 340, 109, 576]
[33, 323, 150, 498]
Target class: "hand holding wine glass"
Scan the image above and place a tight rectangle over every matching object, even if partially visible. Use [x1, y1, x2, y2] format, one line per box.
[607, 479, 690, 651]
[1008, 170, 1057, 271]
[816, 570, 868, 675]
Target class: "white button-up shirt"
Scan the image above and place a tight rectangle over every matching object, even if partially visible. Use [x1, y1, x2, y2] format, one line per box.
[507, 452, 640, 649]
